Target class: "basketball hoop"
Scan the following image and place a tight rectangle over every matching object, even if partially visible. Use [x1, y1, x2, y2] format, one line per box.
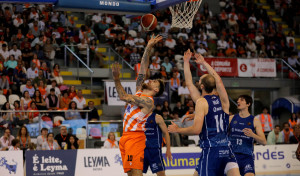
[169, 0, 202, 29]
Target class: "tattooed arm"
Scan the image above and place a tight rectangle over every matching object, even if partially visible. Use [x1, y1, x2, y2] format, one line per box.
[112, 63, 154, 110]
[136, 35, 163, 90]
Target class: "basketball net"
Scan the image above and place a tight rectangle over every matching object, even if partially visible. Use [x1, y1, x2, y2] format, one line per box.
[169, 0, 202, 29]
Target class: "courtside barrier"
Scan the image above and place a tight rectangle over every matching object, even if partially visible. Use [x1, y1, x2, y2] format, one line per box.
[19, 144, 300, 175]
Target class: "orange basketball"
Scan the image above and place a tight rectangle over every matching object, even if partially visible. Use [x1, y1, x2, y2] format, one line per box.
[141, 13, 157, 31]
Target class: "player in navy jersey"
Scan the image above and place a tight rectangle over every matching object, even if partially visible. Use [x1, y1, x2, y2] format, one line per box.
[168, 50, 240, 176]
[228, 95, 266, 176]
[144, 112, 172, 176]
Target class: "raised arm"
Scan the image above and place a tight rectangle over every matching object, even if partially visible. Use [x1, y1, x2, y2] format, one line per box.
[136, 35, 163, 90]
[183, 49, 201, 102]
[168, 98, 207, 135]
[194, 53, 230, 114]
[155, 114, 172, 161]
[112, 63, 154, 111]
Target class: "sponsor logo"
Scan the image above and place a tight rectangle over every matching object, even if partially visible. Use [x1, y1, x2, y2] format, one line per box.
[84, 156, 110, 171]
[233, 121, 237, 124]
[0, 157, 17, 174]
[114, 154, 123, 166]
[99, 1, 120, 6]
[244, 164, 253, 172]
[213, 107, 222, 112]
[255, 149, 284, 160]
[32, 154, 68, 173]
[286, 163, 290, 168]
[240, 64, 247, 72]
[212, 99, 220, 105]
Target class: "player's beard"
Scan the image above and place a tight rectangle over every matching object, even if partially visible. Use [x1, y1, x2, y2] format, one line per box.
[142, 82, 152, 91]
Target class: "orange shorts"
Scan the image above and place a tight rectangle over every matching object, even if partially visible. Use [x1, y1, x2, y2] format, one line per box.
[119, 131, 146, 173]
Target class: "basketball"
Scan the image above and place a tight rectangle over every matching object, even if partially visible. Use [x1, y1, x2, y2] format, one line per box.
[141, 13, 157, 31]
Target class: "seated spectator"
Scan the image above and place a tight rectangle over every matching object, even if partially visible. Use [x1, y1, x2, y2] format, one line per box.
[170, 72, 180, 102]
[225, 42, 237, 57]
[103, 132, 119, 149]
[36, 128, 48, 150]
[31, 35, 44, 48]
[21, 41, 33, 68]
[60, 92, 71, 110]
[13, 100, 28, 127]
[0, 128, 15, 150]
[64, 135, 79, 150]
[33, 69, 47, 88]
[42, 133, 60, 150]
[32, 90, 47, 110]
[4, 55, 17, 70]
[55, 126, 78, 149]
[21, 91, 32, 111]
[288, 52, 300, 72]
[72, 90, 86, 110]
[289, 113, 299, 129]
[32, 53, 41, 69]
[38, 80, 47, 99]
[83, 101, 100, 121]
[26, 62, 39, 80]
[46, 88, 59, 110]
[68, 85, 77, 99]
[52, 64, 63, 85]
[23, 79, 35, 97]
[13, 61, 27, 85]
[290, 124, 300, 144]
[0, 44, 10, 61]
[129, 47, 140, 67]
[149, 58, 161, 78]
[0, 74, 11, 96]
[65, 101, 81, 120]
[17, 126, 31, 151]
[161, 57, 172, 75]
[178, 81, 190, 105]
[8, 139, 20, 151]
[27, 102, 39, 123]
[46, 80, 61, 97]
[197, 43, 207, 55]
[217, 35, 228, 50]
[173, 101, 186, 118]
[165, 34, 176, 49]
[40, 62, 51, 82]
[0, 102, 13, 129]
[281, 122, 294, 144]
[267, 125, 283, 145]
[171, 112, 182, 146]
[43, 38, 55, 61]
[28, 142, 37, 151]
[153, 104, 162, 116]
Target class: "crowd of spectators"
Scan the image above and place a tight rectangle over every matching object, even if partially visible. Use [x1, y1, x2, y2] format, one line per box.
[0, 0, 300, 149]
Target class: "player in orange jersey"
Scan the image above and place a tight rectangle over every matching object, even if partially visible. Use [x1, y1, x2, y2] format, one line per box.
[112, 35, 165, 176]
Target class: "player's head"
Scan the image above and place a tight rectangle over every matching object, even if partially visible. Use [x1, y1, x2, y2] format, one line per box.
[237, 95, 253, 111]
[141, 79, 164, 97]
[198, 74, 216, 94]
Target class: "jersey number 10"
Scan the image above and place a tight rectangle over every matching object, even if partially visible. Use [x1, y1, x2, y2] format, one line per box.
[214, 114, 224, 132]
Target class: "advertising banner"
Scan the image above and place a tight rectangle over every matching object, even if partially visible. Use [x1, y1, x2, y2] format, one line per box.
[0, 151, 23, 176]
[75, 149, 124, 176]
[238, 58, 276, 77]
[105, 81, 136, 106]
[26, 150, 77, 176]
[198, 58, 238, 77]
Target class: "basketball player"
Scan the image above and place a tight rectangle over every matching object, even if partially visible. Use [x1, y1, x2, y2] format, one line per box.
[112, 35, 164, 176]
[143, 113, 172, 176]
[168, 50, 240, 176]
[228, 95, 266, 176]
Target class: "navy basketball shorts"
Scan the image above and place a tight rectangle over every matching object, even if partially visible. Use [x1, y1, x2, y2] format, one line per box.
[143, 147, 165, 174]
[195, 146, 239, 176]
[235, 153, 255, 176]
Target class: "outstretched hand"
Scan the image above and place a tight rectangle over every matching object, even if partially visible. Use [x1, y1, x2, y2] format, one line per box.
[168, 121, 179, 133]
[111, 62, 121, 81]
[183, 49, 193, 62]
[194, 53, 205, 65]
[147, 34, 163, 47]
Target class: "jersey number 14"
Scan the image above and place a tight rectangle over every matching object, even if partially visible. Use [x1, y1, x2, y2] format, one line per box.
[214, 114, 224, 132]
